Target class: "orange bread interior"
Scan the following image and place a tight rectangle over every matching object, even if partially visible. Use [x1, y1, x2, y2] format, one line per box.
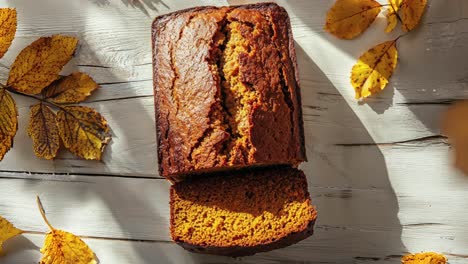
[170, 167, 317, 254]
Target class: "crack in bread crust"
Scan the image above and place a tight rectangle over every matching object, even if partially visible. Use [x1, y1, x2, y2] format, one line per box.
[152, 4, 307, 179]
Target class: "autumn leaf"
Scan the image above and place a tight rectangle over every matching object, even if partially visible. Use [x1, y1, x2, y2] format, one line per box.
[0, 215, 23, 255]
[400, 0, 428, 32]
[37, 196, 97, 264]
[324, 0, 381, 39]
[57, 106, 111, 160]
[350, 40, 398, 99]
[7, 35, 78, 95]
[385, 0, 402, 33]
[0, 8, 17, 59]
[402, 252, 447, 264]
[0, 88, 18, 161]
[442, 101, 468, 175]
[28, 103, 60, 160]
[43, 72, 99, 104]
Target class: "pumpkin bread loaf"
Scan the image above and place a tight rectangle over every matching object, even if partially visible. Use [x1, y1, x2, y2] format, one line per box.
[170, 167, 317, 256]
[152, 3, 306, 181]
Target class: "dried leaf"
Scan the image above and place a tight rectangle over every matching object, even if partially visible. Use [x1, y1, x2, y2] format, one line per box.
[442, 101, 468, 175]
[37, 196, 97, 264]
[400, 0, 428, 32]
[28, 103, 59, 160]
[324, 0, 381, 39]
[0, 215, 23, 255]
[350, 40, 398, 99]
[43, 72, 99, 104]
[40, 230, 97, 264]
[7, 35, 78, 95]
[0, 8, 17, 59]
[385, 0, 403, 33]
[57, 106, 111, 160]
[402, 252, 447, 264]
[0, 88, 18, 160]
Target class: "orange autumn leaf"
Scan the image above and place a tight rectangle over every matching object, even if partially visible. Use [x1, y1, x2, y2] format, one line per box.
[57, 106, 111, 160]
[0, 88, 17, 161]
[7, 35, 78, 95]
[0, 215, 23, 255]
[402, 252, 447, 264]
[324, 0, 381, 39]
[43, 72, 99, 104]
[442, 101, 468, 175]
[37, 196, 97, 264]
[400, 0, 428, 32]
[0, 8, 17, 59]
[28, 103, 60, 160]
[350, 40, 398, 99]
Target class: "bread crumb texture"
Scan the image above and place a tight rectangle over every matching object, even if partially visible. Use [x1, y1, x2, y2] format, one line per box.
[402, 252, 447, 264]
[170, 168, 317, 247]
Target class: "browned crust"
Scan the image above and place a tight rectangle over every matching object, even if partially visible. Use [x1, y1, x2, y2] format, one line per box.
[281, 6, 307, 161]
[152, 2, 306, 179]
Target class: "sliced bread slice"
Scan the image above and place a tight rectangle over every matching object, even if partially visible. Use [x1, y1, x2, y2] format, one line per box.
[170, 167, 317, 256]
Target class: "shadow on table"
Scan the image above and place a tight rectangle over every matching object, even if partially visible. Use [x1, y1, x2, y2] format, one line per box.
[91, 0, 169, 16]
[9, 0, 410, 263]
[2, 235, 40, 262]
[162, 36, 409, 264]
[8, 0, 172, 263]
[245, 43, 406, 263]
[287, 0, 468, 133]
[389, 0, 468, 135]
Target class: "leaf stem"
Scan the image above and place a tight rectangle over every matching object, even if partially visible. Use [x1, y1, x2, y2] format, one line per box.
[1, 83, 90, 131]
[0, 82, 66, 111]
[36, 195, 55, 231]
[388, 1, 406, 31]
[396, 32, 409, 41]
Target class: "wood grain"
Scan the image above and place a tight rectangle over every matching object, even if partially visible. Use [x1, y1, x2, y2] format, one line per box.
[0, 0, 467, 263]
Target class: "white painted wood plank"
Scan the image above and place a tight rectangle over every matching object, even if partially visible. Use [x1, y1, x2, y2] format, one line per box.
[1, 231, 468, 264]
[0, 0, 466, 263]
[0, 0, 464, 175]
[1, 143, 468, 259]
[0, 95, 159, 176]
[0, 93, 456, 176]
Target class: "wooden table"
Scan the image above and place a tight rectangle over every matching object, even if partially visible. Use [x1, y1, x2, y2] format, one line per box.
[1, 0, 467, 263]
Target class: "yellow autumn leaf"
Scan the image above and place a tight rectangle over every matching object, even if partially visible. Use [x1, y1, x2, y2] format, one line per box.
[442, 101, 468, 175]
[0, 88, 18, 161]
[0, 215, 23, 255]
[400, 0, 428, 32]
[56, 106, 111, 160]
[43, 72, 99, 104]
[7, 35, 78, 95]
[0, 8, 17, 59]
[41, 230, 97, 264]
[28, 103, 60, 160]
[402, 252, 447, 264]
[37, 196, 97, 264]
[385, 0, 403, 33]
[350, 40, 398, 99]
[324, 0, 382, 39]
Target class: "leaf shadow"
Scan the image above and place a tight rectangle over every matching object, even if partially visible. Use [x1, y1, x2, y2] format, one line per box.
[4, 235, 40, 252]
[1, 235, 40, 261]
